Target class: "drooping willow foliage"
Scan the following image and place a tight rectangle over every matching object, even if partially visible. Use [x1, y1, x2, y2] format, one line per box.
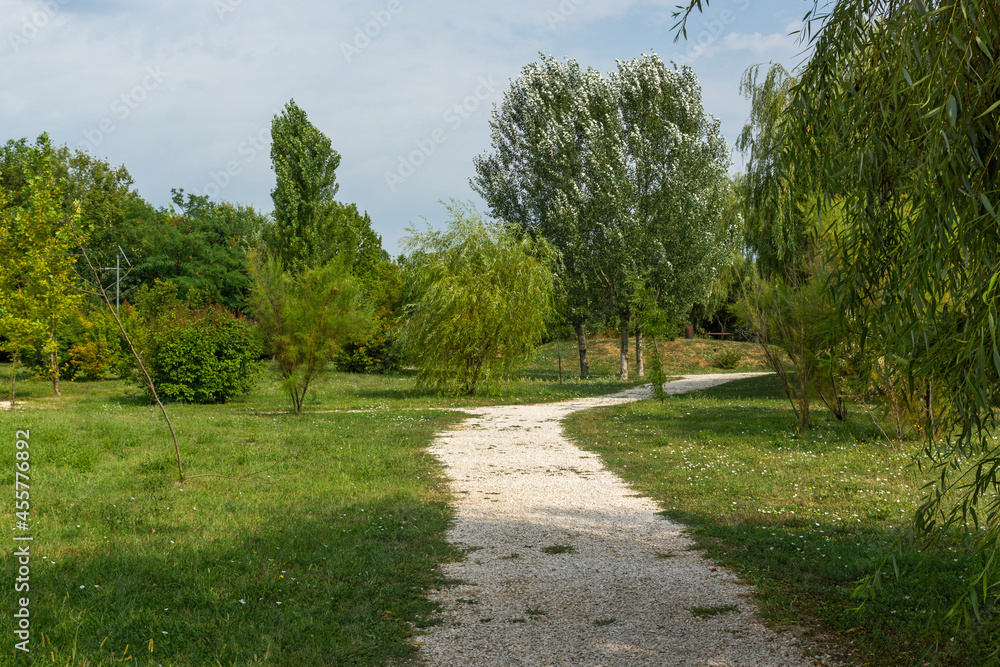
[400, 203, 555, 396]
[678, 0, 1000, 622]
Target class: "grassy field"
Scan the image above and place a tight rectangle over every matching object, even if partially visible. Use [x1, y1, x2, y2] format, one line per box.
[0, 337, 649, 666]
[0, 368, 469, 665]
[0, 336, 779, 666]
[564, 374, 999, 666]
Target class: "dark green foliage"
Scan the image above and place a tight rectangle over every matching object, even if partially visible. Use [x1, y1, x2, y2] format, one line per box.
[265, 100, 387, 277]
[140, 301, 262, 403]
[268, 99, 341, 273]
[333, 308, 401, 374]
[328, 201, 390, 280]
[126, 190, 267, 312]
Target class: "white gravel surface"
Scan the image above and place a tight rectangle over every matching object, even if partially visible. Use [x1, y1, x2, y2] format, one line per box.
[418, 373, 831, 666]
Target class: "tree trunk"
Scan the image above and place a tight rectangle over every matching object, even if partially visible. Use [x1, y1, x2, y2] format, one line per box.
[575, 323, 589, 379]
[9, 354, 16, 412]
[635, 327, 644, 378]
[50, 345, 61, 397]
[619, 312, 630, 381]
[556, 338, 563, 384]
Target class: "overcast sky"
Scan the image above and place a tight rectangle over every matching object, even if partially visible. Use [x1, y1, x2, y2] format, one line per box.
[1, 0, 812, 254]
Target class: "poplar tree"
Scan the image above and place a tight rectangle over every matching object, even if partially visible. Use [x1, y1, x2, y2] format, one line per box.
[476, 54, 732, 380]
[473, 55, 597, 378]
[268, 99, 343, 273]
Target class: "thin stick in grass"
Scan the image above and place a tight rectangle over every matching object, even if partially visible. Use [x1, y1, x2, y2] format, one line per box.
[66, 217, 185, 483]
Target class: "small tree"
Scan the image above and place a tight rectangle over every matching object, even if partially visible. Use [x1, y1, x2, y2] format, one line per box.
[734, 265, 847, 432]
[0, 134, 86, 397]
[248, 252, 367, 413]
[400, 203, 554, 396]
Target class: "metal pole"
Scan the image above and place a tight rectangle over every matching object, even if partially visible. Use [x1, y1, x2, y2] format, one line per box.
[115, 252, 120, 311]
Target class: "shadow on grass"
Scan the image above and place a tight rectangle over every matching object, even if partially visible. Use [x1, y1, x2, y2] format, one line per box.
[8, 496, 458, 666]
[662, 508, 998, 666]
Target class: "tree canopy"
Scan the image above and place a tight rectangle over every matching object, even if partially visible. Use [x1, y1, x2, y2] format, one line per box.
[0, 134, 86, 396]
[248, 251, 367, 413]
[400, 203, 554, 396]
[475, 53, 734, 380]
[472, 55, 597, 377]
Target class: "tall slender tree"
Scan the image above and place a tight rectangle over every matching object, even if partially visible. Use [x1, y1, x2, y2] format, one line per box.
[267, 99, 386, 277]
[268, 99, 343, 272]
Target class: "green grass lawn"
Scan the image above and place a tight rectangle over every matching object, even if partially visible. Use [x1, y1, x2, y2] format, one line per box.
[0, 368, 470, 665]
[564, 374, 1000, 666]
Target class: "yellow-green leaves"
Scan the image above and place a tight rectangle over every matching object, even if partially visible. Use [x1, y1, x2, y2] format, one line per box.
[0, 134, 87, 396]
[400, 203, 554, 396]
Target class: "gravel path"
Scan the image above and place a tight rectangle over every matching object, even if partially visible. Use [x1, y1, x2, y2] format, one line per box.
[418, 373, 828, 666]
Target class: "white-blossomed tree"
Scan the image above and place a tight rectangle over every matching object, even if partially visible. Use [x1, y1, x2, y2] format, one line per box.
[475, 53, 733, 380]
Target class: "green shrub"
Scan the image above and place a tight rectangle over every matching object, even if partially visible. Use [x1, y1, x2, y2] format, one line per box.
[333, 308, 401, 374]
[56, 307, 128, 381]
[142, 303, 263, 403]
[707, 348, 743, 370]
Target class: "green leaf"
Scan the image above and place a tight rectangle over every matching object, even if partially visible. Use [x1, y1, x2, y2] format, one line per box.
[976, 98, 1000, 119]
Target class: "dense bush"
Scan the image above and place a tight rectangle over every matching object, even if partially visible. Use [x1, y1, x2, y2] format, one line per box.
[333, 308, 401, 374]
[141, 303, 263, 403]
[707, 348, 743, 370]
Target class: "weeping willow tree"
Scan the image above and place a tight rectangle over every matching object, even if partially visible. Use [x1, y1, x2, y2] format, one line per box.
[400, 203, 555, 396]
[677, 0, 1000, 625]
